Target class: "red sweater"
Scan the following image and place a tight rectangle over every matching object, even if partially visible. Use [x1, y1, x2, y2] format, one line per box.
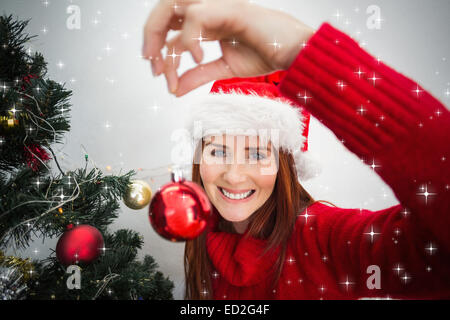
[205, 23, 450, 300]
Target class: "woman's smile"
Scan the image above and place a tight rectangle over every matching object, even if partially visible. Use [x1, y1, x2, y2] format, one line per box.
[217, 186, 257, 203]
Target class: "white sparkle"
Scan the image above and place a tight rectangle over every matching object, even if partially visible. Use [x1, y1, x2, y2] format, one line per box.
[393, 264, 404, 275]
[368, 73, 380, 86]
[357, 105, 367, 115]
[10, 106, 20, 116]
[425, 242, 437, 255]
[99, 246, 109, 254]
[364, 225, 381, 243]
[299, 208, 315, 225]
[412, 85, 423, 97]
[340, 276, 355, 291]
[401, 272, 411, 284]
[297, 91, 311, 104]
[416, 184, 437, 204]
[192, 30, 209, 43]
[228, 38, 239, 47]
[56, 61, 65, 69]
[167, 47, 182, 64]
[151, 102, 161, 112]
[104, 44, 113, 55]
[267, 39, 282, 50]
[1, 82, 8, 92]
[200, 288, 209, 296]
[445, 88, 450, 97]
[354, 67, 365, 78]
[58, 189, 66, 201]
[370, 159, 381, 171]
[333, 10, 343, 20]
[337, 80, 346, 90]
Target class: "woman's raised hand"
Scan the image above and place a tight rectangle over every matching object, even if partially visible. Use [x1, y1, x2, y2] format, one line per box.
[142, 0, 314, 97]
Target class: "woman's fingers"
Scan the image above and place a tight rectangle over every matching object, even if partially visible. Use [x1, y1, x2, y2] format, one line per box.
[175, 57, 234, 97]
[180, 5, 207, 64]
[164, 34, 185, 93]
[143, 0, 201, 75]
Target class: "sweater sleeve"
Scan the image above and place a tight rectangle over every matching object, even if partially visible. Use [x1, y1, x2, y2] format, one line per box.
[279, 23, 450, 297]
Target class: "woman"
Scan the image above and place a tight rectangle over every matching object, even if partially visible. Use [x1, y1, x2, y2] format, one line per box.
[143, 0, 450, 299]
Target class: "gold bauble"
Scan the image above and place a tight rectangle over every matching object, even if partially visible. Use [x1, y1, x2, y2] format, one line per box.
[123, 180, 152, 210]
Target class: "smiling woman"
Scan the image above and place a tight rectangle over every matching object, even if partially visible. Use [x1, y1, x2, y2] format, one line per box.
[181, 73, 320, 299]
[186, 135, 316, 300]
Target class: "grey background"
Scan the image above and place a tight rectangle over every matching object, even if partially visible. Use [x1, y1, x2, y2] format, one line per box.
[1, 0, 449, 300]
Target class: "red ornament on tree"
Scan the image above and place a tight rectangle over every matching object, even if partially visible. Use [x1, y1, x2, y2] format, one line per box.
[24, 144, 51, 172]
[149, 169, 212, 242]
[56, 224, 104, 266]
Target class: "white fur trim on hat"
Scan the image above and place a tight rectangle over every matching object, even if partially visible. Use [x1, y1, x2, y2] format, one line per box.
[183, 90, 321, 181]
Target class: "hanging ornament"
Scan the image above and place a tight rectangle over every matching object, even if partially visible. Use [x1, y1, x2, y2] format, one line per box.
[148, 168, 212, 242]
[24, 144, 51, 172]
[56, 224, 104, 266]
[0, 115, 19, 129]
[123, 180, 152, 210]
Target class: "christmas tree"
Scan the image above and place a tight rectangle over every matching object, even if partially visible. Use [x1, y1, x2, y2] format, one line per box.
[0, 14, 174, 300]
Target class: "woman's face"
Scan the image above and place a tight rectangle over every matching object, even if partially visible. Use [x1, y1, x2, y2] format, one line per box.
[199, 134, 278, 226]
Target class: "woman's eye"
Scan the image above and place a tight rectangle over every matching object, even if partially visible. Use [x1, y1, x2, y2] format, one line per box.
[250, 152, 266, 160]
[210, 149, 266, 160]
[211, 149, 227, 157]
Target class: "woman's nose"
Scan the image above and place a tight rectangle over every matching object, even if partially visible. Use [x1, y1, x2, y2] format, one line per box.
[222, 164, 247, 184]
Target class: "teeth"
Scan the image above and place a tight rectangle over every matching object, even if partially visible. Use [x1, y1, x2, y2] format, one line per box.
[220, 188, 253, 200]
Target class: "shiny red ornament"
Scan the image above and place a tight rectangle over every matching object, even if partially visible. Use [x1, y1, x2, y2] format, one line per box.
[56, 224, 104, 266]
[149, 176, 212, 242]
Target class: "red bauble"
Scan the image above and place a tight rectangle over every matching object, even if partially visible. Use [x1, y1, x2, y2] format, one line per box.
[24, 144, 51, 172]
[56, 225, 104, 266]
[149, 179, 212, 242]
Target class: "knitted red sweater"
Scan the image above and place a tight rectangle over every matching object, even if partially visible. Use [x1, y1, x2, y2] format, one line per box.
[205, 23, 450, 300]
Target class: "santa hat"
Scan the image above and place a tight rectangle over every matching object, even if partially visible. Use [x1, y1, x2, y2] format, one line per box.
[183, 71, 321, 181]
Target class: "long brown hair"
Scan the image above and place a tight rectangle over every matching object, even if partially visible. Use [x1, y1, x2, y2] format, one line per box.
[184, 139, 318, 299]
